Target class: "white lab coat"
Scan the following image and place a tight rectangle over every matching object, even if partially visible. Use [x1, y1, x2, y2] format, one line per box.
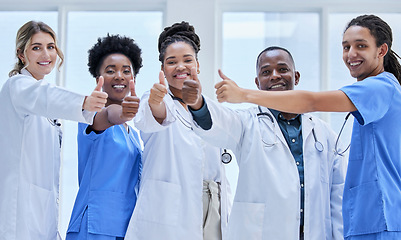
[0, 70, 94, 240]
[124, 91, 231, 240]
[191, 98, 346, 240]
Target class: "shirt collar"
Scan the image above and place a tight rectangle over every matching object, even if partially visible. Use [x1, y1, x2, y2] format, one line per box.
[269, 108, 301, 122]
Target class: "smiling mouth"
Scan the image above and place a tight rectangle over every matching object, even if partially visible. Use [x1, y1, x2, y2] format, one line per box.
[269, 83, 285, 90]
[349, 61, 362, 67]
[38, 61, 51, 65]
[174, 73, 190, 79]
[112, 85, 126, 89]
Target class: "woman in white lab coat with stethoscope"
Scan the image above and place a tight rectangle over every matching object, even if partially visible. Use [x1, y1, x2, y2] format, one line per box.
[125, 21, 231, 240]
[0, 21, 107, 240]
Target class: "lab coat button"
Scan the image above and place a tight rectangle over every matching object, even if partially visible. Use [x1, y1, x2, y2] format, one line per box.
[300, 209, 303, 213]
[56, 198, 59, 204]
[291, 139, 295, 143]
[296, 162, 300, 166]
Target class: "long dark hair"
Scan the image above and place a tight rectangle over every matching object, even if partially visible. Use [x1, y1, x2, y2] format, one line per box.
[345, 14, 401, 84]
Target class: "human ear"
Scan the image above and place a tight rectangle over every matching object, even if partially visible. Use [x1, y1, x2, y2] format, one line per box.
[294, 71, 301, 86]
[378, 43, 389, 58]
[17, 49, 25, 64]
[255, 77, 261, 90]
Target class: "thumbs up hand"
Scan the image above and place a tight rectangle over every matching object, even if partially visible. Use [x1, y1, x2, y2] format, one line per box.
[83, 76, 108, 112]
[215, 69, 244, 103]
[149, 71, 168, 106]
[182, 67, 203, 110]
[120, 79, 140, 121]
[148, 71, 168, 123]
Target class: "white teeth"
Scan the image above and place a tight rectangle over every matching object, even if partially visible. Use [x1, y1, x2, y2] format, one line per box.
[38, 62, 50, 65]
[350, 62, 361, 66]
[113, 85, 125, 89]
[271, 84, 283, 89]
[176, 74, 188, 78]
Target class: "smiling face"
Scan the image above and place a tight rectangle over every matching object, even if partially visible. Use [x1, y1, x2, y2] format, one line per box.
[97, 53, 134, 106]
[255, 49, 300, 92]
[342, 25, 387, 81]
[18, 32, 57, 80]
[161, 41, 199, 97]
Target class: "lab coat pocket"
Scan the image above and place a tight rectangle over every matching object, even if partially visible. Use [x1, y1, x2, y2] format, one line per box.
[227, 202, 265, 240]
[136, 179, 181, 226]
[28, 184, 55, 238]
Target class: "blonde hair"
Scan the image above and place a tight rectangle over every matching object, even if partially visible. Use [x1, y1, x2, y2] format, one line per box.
[9, 20, 64, 77]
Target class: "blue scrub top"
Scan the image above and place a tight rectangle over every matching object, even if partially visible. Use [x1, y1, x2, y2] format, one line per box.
[67, 123, 142, 237]
[340, 72, 401, 237]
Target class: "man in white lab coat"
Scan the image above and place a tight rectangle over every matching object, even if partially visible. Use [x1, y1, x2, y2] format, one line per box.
[182, 46, 346, 240]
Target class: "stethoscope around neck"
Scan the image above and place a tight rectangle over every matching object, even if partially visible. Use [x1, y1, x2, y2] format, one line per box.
[220, 106, 340, 164]
[257, 105, 325, 152]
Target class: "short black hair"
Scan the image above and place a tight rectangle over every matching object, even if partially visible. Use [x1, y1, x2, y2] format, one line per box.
[88, 34, 143, 78]
[256, 46, 295, 71]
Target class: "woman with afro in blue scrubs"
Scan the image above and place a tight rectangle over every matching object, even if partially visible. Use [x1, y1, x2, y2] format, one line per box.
[214, 14, 401, 240]
[66, 34, 143, 240]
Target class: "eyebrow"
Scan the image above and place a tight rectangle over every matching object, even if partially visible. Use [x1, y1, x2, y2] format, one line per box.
[260, 63, 289, 69]
[31, 42, 55, 45]
[165, 54, 195, 61]
[342, 39, 368, 45]
[104, 65, 132, 69]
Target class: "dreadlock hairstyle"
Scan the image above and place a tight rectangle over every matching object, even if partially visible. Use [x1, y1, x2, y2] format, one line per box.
[158, 21, 201, 63]
[345, 14, 401, 84]
[88, 34, 143, 78]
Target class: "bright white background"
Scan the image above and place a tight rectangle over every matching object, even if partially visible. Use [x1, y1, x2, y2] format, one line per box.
[1, 0, 401, 238]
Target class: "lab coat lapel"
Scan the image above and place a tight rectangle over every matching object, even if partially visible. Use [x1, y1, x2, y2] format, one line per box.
[301, 113, 315, 143]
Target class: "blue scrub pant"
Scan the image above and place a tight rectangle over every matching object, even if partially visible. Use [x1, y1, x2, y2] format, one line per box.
[345, 231, 401, 240]
[66, 208, 124, 240]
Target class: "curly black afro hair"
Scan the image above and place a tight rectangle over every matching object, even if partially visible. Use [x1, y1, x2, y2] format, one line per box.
[158, 21, 200, 62]
[88, 34, 143, 78]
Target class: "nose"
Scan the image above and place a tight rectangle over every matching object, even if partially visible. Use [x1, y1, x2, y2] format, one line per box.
[347, 46, 358, 58]
[42, 48, 51, 58]
[115, 70, 123, 79]
[176, 62, 186, 71]
[270, 69, 281, 80]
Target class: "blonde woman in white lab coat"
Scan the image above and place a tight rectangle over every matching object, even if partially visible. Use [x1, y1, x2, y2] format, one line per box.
[0, 21, 107, 240]
[125, 21, 231, 240]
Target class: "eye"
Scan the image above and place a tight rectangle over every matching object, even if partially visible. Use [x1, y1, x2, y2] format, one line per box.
[357, 44, 367, 48]
[279, 68, 289, 73]
[48, 45, 55, 50]
[343, 45, 350, 51]
[261, 70, 270, 76]
[166, 60, 176, 65]
[184, 58, 193, 63]
[106, 70, 115, 74]
[32, 46, 40, 50]
[124, 69, 132, 74]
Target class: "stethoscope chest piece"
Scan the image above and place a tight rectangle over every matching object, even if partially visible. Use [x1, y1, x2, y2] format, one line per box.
[314, 141, 324, 152]
[221, 149, 232, 164]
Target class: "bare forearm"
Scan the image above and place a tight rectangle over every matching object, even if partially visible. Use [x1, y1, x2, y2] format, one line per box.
[242, 89, 318, 113]
[149, 102, 167, 124]
[91, 105, 124, 131]
[242, 89, 356, 113]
